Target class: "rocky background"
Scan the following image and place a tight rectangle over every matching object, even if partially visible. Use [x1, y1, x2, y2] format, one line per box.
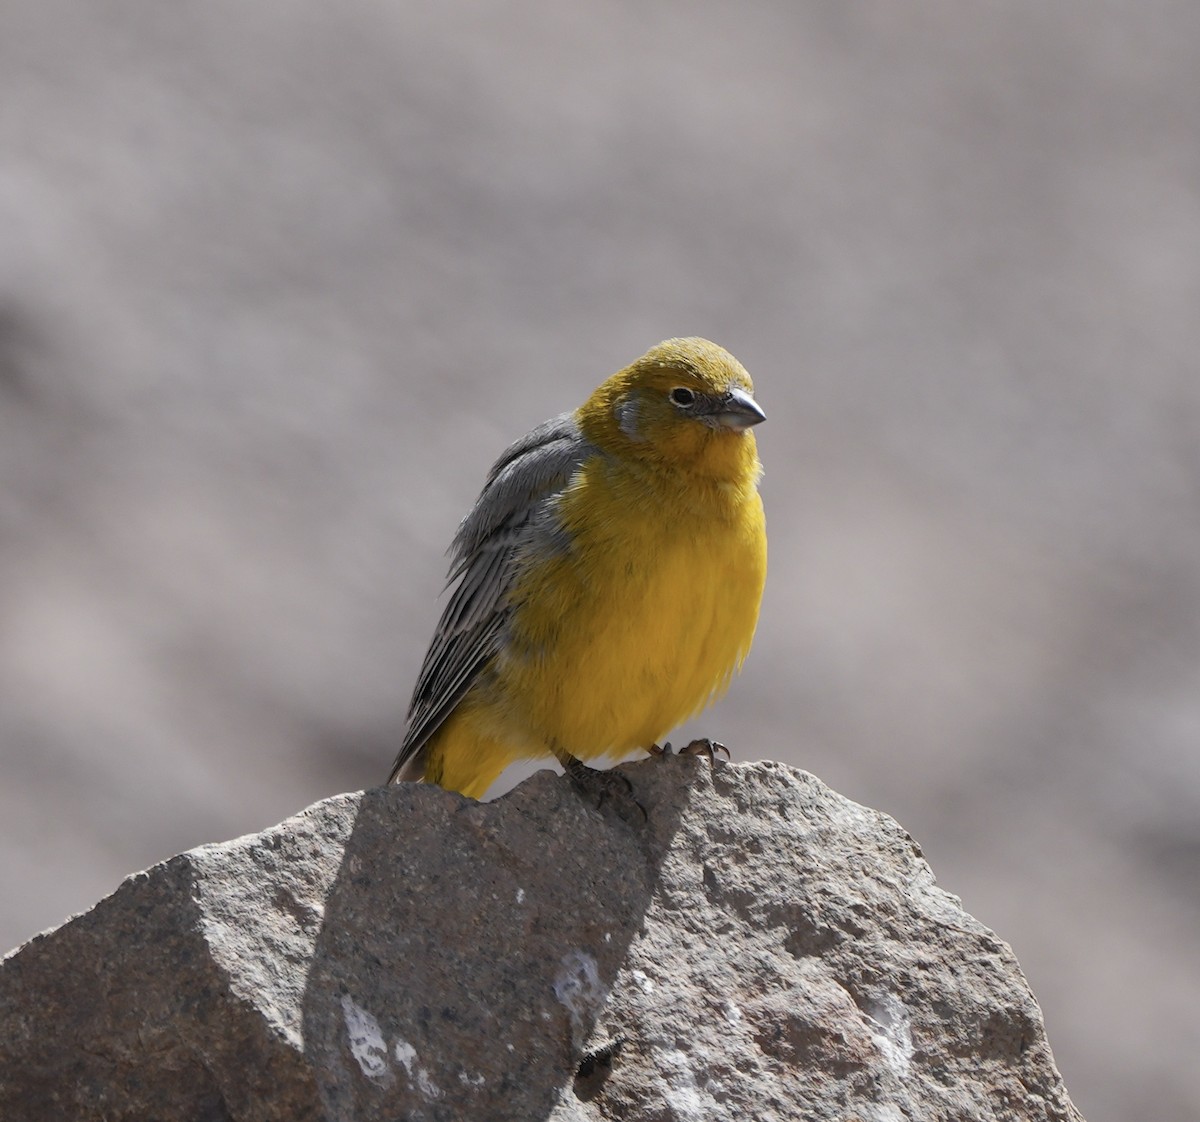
[0, 4, 1196, 1121]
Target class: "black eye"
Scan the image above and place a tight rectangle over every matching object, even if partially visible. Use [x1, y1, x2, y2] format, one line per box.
[669, 386, 696, 407]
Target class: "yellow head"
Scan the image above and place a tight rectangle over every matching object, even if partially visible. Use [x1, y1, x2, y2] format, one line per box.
[577, 337, 765, 482]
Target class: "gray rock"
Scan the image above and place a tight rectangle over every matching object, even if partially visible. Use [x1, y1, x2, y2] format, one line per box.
[0, 757, 1084, 1121]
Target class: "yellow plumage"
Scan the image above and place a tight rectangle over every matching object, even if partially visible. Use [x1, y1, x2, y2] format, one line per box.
[388, 337, 767, 799]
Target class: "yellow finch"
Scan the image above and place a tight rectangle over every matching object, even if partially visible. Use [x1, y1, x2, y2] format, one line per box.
[387, 337, 766, 799]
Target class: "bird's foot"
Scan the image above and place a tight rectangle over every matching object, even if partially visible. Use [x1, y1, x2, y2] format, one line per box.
[562, 754, 645, 822]
[682, 737, 730, 762]
[648, 738, 730, 763]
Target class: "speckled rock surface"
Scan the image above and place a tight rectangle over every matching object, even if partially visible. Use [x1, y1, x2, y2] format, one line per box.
[0, 757, 1084, 1121]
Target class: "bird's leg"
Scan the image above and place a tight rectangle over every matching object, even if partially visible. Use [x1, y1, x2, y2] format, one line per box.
[557, 748, 645, 821]
[648, 738, 730, 763]
[561, 752, 633, 799]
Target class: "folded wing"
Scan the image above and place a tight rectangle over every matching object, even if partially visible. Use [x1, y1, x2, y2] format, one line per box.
[387, 412, 592, 783]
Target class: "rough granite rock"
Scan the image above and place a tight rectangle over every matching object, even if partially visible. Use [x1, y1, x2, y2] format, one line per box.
[0, 757, 1084, 1121]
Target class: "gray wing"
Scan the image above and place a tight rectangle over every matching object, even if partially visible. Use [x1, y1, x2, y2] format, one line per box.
[387, 412, 590, 783]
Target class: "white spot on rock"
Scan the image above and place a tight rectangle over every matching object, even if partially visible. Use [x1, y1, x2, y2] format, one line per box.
[393, 1038, 416, 1073]
[629, 969, 655, 994]
[516, 887, 525, 904]
[340, 995, 391, 1084]
[554, 950, 607, 1046]
[722, 999, 743, 1025]
[335, 1002, 442, 1098]
[863, 1105, 906, 1122]
[659, 1048, 718, 1121]
[416, 1069, 441, 1098]
[393, 1038, 441, 1099]
[864, 994, 913, 1078]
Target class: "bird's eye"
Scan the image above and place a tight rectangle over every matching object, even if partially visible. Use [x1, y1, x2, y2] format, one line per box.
[670, 387, 696, 407]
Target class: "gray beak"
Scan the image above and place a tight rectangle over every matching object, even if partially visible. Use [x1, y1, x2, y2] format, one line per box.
[711, 386, 766, 431]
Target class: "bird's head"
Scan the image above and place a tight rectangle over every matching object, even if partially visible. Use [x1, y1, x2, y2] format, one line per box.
[579, 337, 765, 482]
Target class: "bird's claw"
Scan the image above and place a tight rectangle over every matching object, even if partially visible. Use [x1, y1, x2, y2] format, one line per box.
[649, 738, 730, 763]
[683, 737, 730, 761]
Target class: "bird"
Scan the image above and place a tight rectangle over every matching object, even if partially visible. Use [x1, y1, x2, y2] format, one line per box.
[387, 337, 767, 800]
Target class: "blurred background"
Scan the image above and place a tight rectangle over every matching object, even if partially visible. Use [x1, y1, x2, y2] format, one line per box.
[1, 2, 1197, 1118]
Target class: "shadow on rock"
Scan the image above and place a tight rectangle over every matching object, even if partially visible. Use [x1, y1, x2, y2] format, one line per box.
[301, 756, 697, 1121]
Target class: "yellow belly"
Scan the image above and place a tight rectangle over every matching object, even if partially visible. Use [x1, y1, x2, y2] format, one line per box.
[425, 462, 766, 797]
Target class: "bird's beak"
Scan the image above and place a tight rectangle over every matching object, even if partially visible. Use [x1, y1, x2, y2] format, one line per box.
[711, 386, 766, 431]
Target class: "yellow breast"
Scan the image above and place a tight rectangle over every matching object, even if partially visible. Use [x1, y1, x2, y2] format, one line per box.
[493, 454, 767, 758]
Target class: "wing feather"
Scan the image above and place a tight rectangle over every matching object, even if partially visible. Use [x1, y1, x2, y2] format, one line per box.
[388, 412, 590, 782]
